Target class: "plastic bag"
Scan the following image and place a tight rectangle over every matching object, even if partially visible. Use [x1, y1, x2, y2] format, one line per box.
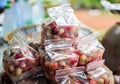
[2, 38, 40, 83]
[86, 66, 112, 84]
[41, 4, 79, 44]
[42, 39, 79, 81]
[55, 67, 88, 84]
[75, 32, 105, 66]
[86, 60, 105, 71]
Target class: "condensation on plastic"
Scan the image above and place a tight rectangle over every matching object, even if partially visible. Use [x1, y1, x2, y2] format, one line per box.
[55, 67, 89, 84]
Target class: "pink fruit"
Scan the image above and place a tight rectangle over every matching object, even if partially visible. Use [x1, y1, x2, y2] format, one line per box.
[49, 61, 58, 70]
[97, 56, 102, 61]
[87, 56, 93, 62]
[89, 80, 97, 84]
[65, 26, 71, 32]
[59, 28, 64, 35]
[61, 33, 69, 38]
[74, 49, 80, 55]
[20, 62, 26, 68]
[97, 78, 104, 84]
[15, 53, 23, 59]
[16, 68, 22, 75]
[69, 57, 77, 65]
[8, 65, 14, 72]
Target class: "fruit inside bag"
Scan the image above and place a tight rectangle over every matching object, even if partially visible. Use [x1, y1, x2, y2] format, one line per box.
[2, 38, 40, 83]
[76, 32, 105, 66]
[43, 39, 79, 81]
[44, 39, 79, 69]
[87, 66, 112, 84]
[55, 67, 89, 84]
[41, 4, 79, 44]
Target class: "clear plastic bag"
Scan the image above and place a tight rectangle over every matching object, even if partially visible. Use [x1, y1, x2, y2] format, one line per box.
[2, 38, 40, 83]
[76, 32, 105, 66]
[86, 66, 112, 84]
[55, 67, 88, 84]
[41, 4, 79, 45]
[43, 39, 79, 80]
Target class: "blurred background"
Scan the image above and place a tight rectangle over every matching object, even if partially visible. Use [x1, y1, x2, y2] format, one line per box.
[0, 0, 120, 76]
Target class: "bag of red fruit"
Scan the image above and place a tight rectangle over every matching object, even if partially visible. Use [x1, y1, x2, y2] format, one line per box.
[43, 39, 79, 80]
[76, 32, 105, 66]
[2, 38, 40, 83]
[86, 66, 112, 84]
[55, 66, 88, 84]
[41, 4, 79, 45]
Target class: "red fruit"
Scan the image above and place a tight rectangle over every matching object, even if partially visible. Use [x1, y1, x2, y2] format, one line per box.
[15, 53, 23, 59]
[89, 80, 97, 84]
[23, 67, 30, 72]
[69, 57, 77, 65]
[49, 22, 57, 28]
[52, 27, 59, 34]
[61, 33, 69, 38]
[49, 61, 58, 70]
[29, 60, 36, 66]
[74, 49, 80, 55]
[65, 26, 71, 32]
[20, 62, 26, 68]
[87, 56, 93, 62]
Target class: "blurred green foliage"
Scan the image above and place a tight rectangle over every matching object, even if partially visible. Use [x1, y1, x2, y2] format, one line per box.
[70, 0, 102, 9]
[108, 0, 120, 3]
[71, 0, 120, 9]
